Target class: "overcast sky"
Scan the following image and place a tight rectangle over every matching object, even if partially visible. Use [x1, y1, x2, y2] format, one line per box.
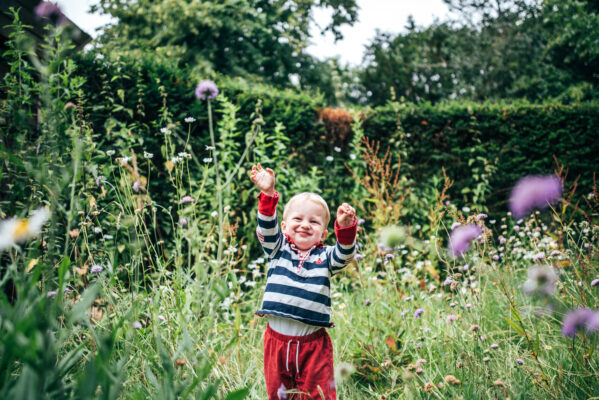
[57, 0, 451, 66]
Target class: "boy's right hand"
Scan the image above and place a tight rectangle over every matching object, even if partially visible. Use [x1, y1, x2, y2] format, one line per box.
[250, 164, 275, 196]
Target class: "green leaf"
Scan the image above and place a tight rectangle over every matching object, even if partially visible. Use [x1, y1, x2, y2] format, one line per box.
[510, 306, 523, 323]
[224, 388, 249, 400]
[504, 317, 526, 338]
[69, 284, 99, 322]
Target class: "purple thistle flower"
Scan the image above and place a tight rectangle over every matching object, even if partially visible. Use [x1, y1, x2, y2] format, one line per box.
[195, 80, 219, 100]
[34, 1, 68, 26]
[476, 213, 488, 220]
[357, 218, 366, 225]
[179, 217, 188, 227]
[132, 180, 140, 192]
[509, 175, 562, 219]
[179, 196, 195, 204]
[550, 250, 561, 257]
[446, 314, 458, 323]
[490, 343, 499, 349]
[90, 264, 103, 274]
[95, 175, 105, 187]
[516, 358, 525, 365]
[132, 321, 143, 330]
[591, 279, 599, 287]
[448, 224, 482, 257]
[364, 299, 371, 306]
[587, 313, 599, 333]
[46, 290, 58, 298]
[277, 383, 287, 400]
[561, 309, 597, 338]
[443, 277, 453, 287]
[414, 308, 425, 319]
[354, 253, 364, 261]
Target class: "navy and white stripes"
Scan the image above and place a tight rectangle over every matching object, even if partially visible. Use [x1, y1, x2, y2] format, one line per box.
[255, 203, 356, 327]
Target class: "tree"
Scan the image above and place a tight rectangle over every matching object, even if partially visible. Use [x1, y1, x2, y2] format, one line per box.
[92, 0, 358, 88]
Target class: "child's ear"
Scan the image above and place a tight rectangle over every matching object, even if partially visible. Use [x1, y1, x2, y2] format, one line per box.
[281, 220, 286, 232]
[321, 229, 328, 241]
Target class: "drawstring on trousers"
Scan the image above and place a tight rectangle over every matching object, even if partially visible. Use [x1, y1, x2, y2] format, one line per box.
[285, 339, 301, 375]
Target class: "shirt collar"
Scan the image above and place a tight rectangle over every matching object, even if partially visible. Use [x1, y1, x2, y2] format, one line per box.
[284, 233, 324, 253]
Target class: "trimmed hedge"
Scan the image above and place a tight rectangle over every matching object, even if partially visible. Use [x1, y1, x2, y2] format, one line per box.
[75, 53, 598, 214]
[363, 101, 599, 212]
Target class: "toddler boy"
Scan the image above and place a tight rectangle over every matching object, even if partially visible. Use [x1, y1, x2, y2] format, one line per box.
[250, 163, 357, 400]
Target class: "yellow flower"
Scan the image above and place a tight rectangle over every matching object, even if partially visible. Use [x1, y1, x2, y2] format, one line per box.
[0, 208, 51, 250]
[545, 345, 552, 350]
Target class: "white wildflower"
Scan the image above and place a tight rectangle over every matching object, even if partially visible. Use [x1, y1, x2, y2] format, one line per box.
[0, 208, 51, 251]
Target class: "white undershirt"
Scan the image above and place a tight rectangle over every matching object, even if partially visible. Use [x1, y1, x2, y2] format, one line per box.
[267, 315, 320, 336]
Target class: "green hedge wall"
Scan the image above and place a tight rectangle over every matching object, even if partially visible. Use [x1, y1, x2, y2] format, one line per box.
[363, 101, 599, 212]
[75, 53, 598, 215]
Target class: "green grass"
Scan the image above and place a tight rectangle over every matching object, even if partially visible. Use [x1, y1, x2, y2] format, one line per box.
[67, 213, 598, 399]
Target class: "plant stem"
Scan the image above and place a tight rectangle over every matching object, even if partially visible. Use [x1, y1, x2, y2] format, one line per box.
[207, 99, 224, 265]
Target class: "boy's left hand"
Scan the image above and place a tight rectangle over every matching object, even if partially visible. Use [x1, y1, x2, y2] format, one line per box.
[336, 203, 356, 228]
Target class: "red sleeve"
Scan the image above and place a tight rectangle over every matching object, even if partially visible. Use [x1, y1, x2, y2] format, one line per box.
[257, 191, 279, 216]
[334, 217, 357, 245]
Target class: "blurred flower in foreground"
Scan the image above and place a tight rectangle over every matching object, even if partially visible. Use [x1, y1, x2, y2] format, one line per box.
[561, 309, 599, 338]
[414, 308, 425, 318]
[523, 265, 558, 297]
[509, 175, 562, 219]
[334, 361, 356, 384]
[379, 225, 407, 249]
[448, 224, 481, 257]
[195, 80, 219, 100]
[35, 1, 68, 26]
[0, 208, 51, 251]
[591, 279, 599, 287]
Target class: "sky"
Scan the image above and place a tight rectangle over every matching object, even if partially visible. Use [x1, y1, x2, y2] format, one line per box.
[57, 0, 451, 66]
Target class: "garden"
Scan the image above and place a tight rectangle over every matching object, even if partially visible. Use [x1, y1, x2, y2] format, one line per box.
[1, 1, 598, 399]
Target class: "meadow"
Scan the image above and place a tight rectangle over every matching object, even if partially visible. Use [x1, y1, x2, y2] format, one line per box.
[1, 6, 599, 400]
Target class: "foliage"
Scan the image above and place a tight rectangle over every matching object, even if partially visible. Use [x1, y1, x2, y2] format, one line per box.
[92, 0, 358, 91]
[2, 7, 599, 399]
[358, 0, 599, 105]
[361, 100, 599, 216]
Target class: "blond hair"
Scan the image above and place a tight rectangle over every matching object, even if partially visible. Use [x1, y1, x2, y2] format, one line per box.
[283, 192, 330, 226]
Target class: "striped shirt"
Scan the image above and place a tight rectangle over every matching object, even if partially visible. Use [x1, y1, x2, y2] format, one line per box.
[255, 192, 357, 327]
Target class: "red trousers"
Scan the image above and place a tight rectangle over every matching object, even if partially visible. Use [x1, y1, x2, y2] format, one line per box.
[263, 324, 337, 400]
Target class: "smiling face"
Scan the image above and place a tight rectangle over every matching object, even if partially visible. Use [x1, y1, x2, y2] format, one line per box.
[281, 199, 329, 251]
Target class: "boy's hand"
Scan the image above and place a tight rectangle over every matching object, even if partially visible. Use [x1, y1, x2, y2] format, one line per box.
[336, 203, 356, 228]
[250, 163, 275, 196]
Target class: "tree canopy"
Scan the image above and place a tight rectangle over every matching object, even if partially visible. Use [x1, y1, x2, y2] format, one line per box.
[91, 0, 599, 105]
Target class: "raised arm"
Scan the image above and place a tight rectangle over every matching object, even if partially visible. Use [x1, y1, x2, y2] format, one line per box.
[250, 164, 282, 259]
[328, 203, 357, 275]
